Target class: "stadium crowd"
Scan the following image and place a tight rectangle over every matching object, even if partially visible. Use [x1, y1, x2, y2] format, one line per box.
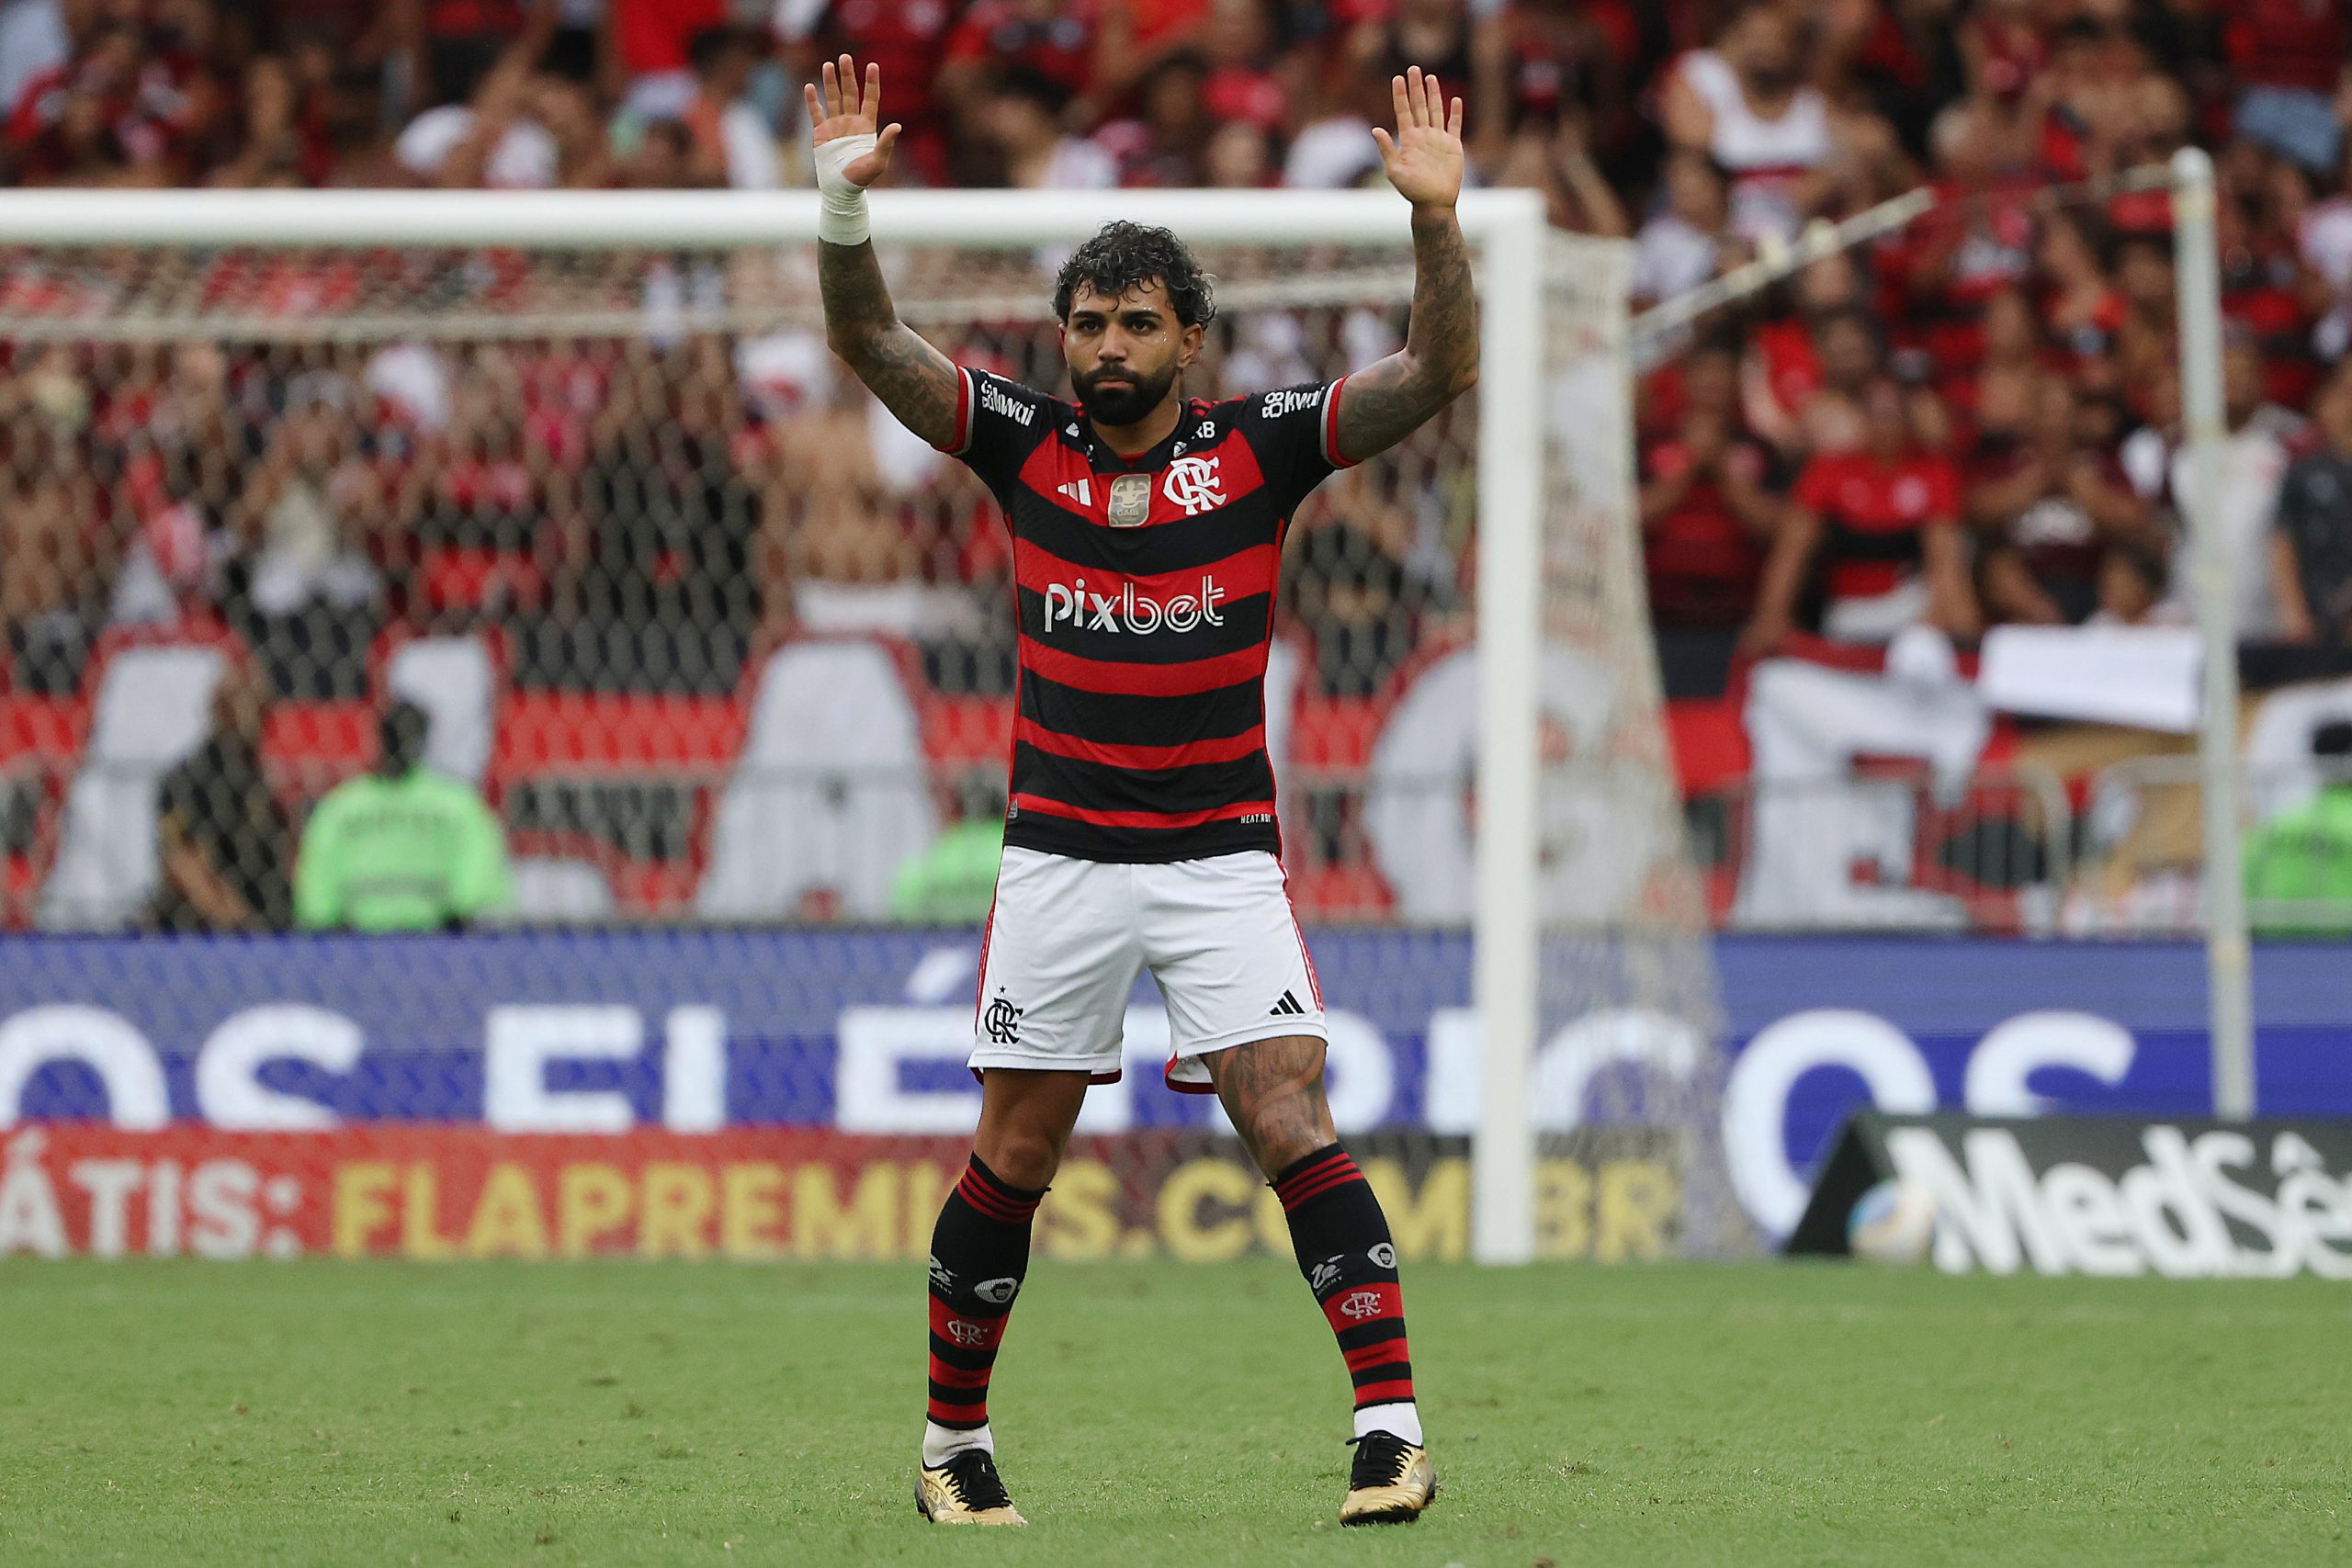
[5, 0, 2352, 929]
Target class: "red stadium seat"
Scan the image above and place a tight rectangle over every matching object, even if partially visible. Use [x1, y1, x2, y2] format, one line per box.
[0, 691, 79, 764]
[493, 691, 748, 779]
[1290, 693, 1387, 775]
[262, 701, 376, 805]
[416, 545, 548, 615]
[492, 694, 745, 919]
[919, 693, 1015, 773]
[1286, 860, 1394, 919]
[1664, 698, 1750, 798]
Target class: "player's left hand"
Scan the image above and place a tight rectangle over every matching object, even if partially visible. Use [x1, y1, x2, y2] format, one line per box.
[1373, 66, 1464, 212]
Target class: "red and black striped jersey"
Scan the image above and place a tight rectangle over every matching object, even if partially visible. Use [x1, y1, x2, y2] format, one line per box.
[937, 366, 1354, 863]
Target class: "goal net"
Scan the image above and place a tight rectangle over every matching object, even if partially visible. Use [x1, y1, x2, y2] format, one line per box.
[0, 189, 1742, 1264]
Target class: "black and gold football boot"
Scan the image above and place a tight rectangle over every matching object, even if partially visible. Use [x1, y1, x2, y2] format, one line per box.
[915, 1448, 1026, 1526]
[1340, 1430, 1437, 1525]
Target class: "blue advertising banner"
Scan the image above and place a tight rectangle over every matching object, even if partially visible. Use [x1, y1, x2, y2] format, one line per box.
[1, 931, 2346, 1234]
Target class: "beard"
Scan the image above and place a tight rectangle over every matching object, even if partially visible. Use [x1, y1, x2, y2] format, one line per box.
[1073, 361, 1177, 427]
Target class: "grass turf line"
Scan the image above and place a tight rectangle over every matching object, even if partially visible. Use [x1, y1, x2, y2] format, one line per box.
[2, 1258, 2346, 1566]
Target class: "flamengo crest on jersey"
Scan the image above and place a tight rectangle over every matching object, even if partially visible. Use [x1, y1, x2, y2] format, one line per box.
[937, 367, 1354, 863]
[1160, 455, 1227, 514]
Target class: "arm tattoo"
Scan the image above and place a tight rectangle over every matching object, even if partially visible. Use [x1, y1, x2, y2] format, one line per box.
[817, 238, 962, 450]
[1333, 209, 1479, 463]
[1206, 1033, 1340, 1178]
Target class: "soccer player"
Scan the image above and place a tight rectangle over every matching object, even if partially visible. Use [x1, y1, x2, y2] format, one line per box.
[809, 54, 1477, 1529]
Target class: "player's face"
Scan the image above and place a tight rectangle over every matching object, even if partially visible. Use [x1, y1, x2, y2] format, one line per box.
[1061, 279, 1204, 428]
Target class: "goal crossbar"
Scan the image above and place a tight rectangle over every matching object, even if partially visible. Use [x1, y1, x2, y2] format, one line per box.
[0, 186, 1545, 251]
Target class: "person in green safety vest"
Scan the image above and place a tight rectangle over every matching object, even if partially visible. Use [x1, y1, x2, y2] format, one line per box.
[2245, 720, 2352, 936]
[295, 700, 511, 931]
[890, 787, 1007, 925]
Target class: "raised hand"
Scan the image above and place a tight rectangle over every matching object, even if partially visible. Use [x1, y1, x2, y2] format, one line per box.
[1372, 66, 1465, 212]
[806, 55, 900, 189]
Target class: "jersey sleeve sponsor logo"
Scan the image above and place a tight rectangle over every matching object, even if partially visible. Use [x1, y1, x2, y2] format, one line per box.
[1161, 454, 1227, 515]
[979, 377, 1037, 427]
[1260, 387, 1324, 419]
[1040, 574, 1228, 635]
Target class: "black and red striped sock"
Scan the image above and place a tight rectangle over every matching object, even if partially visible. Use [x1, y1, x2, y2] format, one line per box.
[922, 1154, 1045, 1462]
[1272, 1143, 1421, 1443]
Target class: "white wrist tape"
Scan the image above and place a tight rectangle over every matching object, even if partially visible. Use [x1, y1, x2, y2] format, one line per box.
[814, 132, 876, 246]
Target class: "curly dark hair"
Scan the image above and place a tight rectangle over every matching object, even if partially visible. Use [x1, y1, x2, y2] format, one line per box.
[1051, 221, 1217, 329]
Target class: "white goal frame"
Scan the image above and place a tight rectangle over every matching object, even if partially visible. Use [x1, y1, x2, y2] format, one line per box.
[0, 186, 1564, 1261]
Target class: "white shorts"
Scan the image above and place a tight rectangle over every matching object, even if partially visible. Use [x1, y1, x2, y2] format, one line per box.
[971, 848, 1328, 1092]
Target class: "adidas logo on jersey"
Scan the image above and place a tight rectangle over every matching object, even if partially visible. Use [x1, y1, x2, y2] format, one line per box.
[1057, 479, 1093, 507]
[1040, 576, 1227, 635]
[1269, 990, 1308, 1017]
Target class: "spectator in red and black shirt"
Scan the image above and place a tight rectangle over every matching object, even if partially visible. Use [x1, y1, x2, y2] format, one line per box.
[939, 0, 1101, 123]
[410, 0, 553, 107]
[1639, 340, 1781, 627]
[6, 19, 197, 186]
[1095, 51, 1215, 189]
[2229, 0, 2348, 175]
[1969, 373, 2155, 626]
[1744, 378, 1980, 653]
[1897, 102, 2038, 383]
[2036, 209, 2127, 364]
[2272, 358, 2352, 646]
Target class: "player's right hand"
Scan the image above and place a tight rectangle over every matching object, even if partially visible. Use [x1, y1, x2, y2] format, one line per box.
[807, 55, 899, 189]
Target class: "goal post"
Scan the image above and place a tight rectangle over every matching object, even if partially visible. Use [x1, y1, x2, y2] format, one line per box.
[2166, 147, 2256, 1122]
[1467, 190, 1547, 1266]
[0, 185, 1736, 1261]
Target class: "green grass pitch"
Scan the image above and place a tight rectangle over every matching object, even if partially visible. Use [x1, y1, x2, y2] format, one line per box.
[3, 1258, 2345, 1566]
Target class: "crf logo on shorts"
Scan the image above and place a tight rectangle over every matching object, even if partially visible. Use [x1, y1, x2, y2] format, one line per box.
[1336, 1290, 1385, 1320]
[1161, 455, 1226, 515]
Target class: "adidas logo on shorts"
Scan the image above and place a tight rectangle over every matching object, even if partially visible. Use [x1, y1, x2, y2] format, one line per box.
[1269, 990, 1308, 1018]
